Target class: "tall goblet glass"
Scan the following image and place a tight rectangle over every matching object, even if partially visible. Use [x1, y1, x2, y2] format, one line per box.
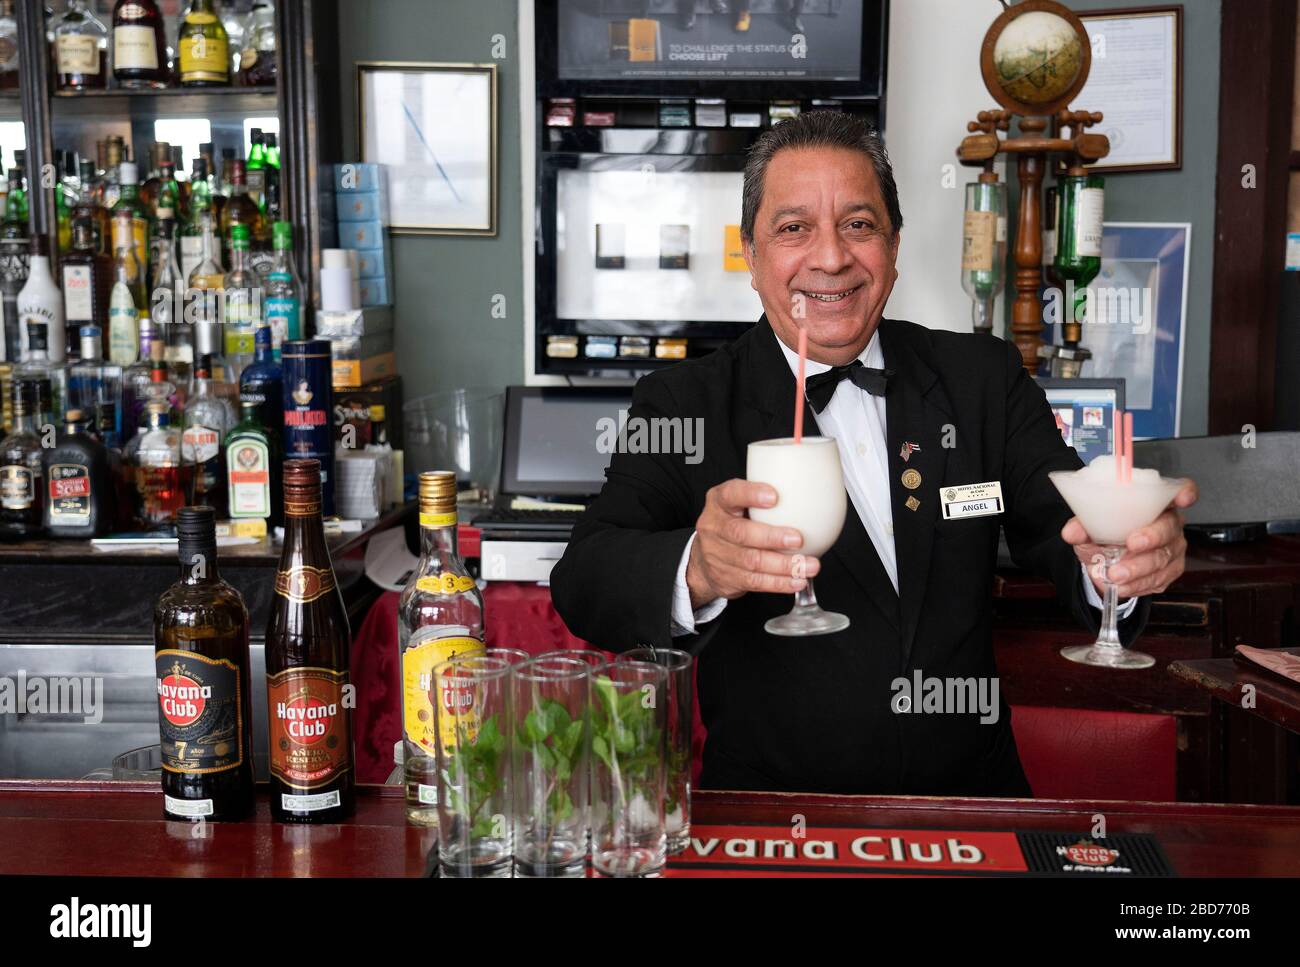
[747, 436, 849, 636]
[1050, 463, 1187, 669]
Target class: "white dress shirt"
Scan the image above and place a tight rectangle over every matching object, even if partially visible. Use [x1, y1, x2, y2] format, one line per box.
[669, 329, 1135, 635]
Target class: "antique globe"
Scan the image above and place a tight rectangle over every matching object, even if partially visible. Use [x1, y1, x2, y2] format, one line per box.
[991, 9, 1085, 107]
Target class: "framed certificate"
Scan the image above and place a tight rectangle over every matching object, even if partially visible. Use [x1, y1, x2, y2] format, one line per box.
[1074, 7, 1182, 172]
[357, 62, 498, 235]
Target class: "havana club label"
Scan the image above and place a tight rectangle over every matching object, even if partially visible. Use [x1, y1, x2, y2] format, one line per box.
[155, 651, 245, 775]
[48, 463, 91, 524]
[266, 667, 352, 791]
[274, 564, 337, 603]
[401, 632, 485, 755]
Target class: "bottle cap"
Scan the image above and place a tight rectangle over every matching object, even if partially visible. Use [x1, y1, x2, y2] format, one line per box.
[64, 408, 84, 423]
[418, 470, 458, 519]
[254, 324, 272, 348]
[283, 459, 323, 515]
[231, 223, 251, 245]
[272, 221, 293, 249]
[176, 506, 218, 566]
[120, 162, 139, 185]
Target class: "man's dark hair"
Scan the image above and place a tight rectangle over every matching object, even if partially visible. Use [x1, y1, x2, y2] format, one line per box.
[740, 110, 903, 241]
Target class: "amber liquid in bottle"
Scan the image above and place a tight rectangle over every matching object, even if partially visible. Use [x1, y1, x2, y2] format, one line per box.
[265, 458, 355, 823]
[154, 506, 255, 822]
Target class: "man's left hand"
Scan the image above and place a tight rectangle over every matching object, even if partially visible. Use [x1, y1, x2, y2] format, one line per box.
[1061, 479, 1199, 599]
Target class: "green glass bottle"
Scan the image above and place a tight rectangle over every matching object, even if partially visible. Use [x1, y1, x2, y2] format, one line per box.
[1051, 167, 1105, 348]
[225, 397, 281, 528]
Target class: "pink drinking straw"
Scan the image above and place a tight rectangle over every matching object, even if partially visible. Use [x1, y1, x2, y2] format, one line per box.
[1114, 409, 1125, 483]
[1123, 411, 1134, 483]
[794, 327, 808, 443]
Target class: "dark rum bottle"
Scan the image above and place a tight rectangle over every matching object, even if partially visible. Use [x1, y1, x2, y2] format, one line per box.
[0, 378, 44, 539]
[266, 459, 355, 823]
[154, 505, 255, 821]
[43, 408, 113, 538]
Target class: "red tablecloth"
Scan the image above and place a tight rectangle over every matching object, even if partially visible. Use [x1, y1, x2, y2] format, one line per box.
[351, 583, 707, 783]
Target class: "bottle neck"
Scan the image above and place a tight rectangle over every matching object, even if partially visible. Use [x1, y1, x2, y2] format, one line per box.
[10, 410, 35, 434]
[178, 543, 220, 585]
[420, 520, 458, 559]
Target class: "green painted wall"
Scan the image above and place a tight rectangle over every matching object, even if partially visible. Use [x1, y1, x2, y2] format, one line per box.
[336, 0, 524, 407]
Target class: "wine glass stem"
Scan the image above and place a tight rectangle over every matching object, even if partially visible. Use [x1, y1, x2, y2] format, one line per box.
[1096, 548, 1124, 650]
[794, 580, 819, 611]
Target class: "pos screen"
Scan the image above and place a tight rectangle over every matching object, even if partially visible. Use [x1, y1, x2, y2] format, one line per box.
[502, 387, 634, 497]
[1038, 378, 1127, 466]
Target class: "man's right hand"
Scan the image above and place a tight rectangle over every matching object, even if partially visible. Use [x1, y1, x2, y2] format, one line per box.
[685, 478, 819, 610]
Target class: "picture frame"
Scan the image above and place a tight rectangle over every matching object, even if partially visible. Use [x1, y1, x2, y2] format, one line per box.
[1044, 222, 1191, 440]
[1072, 6, 1183, 173]
[357, 61, 498, 236]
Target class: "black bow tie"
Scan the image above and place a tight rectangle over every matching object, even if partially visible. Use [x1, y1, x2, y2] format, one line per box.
[804, 360, 895, 413]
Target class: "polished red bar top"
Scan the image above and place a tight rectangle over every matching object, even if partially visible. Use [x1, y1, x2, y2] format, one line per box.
[2, 780, 1299, 877]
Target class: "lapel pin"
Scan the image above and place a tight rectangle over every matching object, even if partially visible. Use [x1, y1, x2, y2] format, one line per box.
[901, 468, 922, 490]
[905, 496, 920, 512]
[900, 441, 921, 462]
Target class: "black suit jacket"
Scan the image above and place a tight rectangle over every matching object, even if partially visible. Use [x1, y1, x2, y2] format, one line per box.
[550, 317, 1150, 797]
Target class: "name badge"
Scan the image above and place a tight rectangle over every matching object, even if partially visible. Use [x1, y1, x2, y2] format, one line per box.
[941, 481, 1004, 520]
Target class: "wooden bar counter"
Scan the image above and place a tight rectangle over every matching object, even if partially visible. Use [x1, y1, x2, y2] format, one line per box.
[3, 780, 1300, 877]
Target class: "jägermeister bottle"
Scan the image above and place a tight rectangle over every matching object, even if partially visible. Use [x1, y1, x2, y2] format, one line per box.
[396, 470, 485, 826]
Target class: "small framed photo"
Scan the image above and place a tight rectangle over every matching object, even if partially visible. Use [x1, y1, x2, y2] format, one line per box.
[357, 62, 498, 235]
[1074, 7, 1182, 172]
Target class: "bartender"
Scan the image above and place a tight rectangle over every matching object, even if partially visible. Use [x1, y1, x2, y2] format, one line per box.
[550, 111, 1198, 798]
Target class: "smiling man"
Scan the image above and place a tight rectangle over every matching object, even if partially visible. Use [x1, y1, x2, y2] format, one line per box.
[550, 111, 1197, 797]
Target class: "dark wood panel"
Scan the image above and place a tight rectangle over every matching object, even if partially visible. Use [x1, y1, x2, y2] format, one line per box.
[1209, 0, 1298, 433]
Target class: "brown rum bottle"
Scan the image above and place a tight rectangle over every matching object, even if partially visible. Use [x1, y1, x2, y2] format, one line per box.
[266, 458, 356, 823]
[154, 505, 255, 821]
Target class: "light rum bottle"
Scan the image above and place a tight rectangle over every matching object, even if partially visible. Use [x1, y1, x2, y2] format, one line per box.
[396, 470, 486, 825]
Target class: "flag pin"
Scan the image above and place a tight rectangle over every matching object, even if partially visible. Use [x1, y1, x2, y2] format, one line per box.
[900, 441, 921, 462]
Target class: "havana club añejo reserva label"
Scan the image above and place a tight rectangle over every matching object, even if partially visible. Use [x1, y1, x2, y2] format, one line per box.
[403, 633, 484, 755]
[266, 667, 351, 790]
[155, 651, 245, 774]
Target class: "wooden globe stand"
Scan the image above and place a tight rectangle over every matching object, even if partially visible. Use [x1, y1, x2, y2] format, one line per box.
[956, 0, 1111, 371]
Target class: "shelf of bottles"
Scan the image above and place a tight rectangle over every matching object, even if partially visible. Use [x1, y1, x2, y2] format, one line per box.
[0, 0, 314, 545]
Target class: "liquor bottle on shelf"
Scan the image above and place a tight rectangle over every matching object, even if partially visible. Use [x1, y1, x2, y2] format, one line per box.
[99, 137, 126, 210]
[17, 318, 67, 422]
[0, 168, 27, 364]
[112, 162, 151, 281]
[225, 397, 281, 528]
[154, 506, 255, 821]
[150, 218, 187, 387]
[55, 151, 79, 255]
[0, 379, 46, 540]
[220, 161, 261, 265]
[73, 159, 112, 259]
[61, 217, 113, 355]
[264, 221, 302, 356]
[398, 470, 486, 825]
[266, 458, 355, 823]
[219, 0, 248, 73]
[246, 129, 266, 208]
[51, 0, 109, 91]
[120, 324, 159, 445]
[125, 397, 185, 529]
[193, 315, 233, 410]
[113, 0, 168, 90]
[265, 133, 280, 171]
[178, 0, 230, 87]
[180, 159, 213, 282]
[68, 324, 123, 449]
[170, 146, 191, 213]
[20, 235, 66, 365]
[43, 407, 113, 538]
[238, 0, 276, 87]
[222, 224, 260, 384]
[282, 340, 334, 517]
[108, 229, 143, 366]
[239, 322, 282, 435]
[181, 354, 233, 512]
[0, 0, 18, 92]
[140, 142, 171, 215]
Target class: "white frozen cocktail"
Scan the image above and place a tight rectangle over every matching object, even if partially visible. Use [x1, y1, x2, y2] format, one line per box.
[747, 436, 849, 636]
[1049, 455, 1188, 668]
